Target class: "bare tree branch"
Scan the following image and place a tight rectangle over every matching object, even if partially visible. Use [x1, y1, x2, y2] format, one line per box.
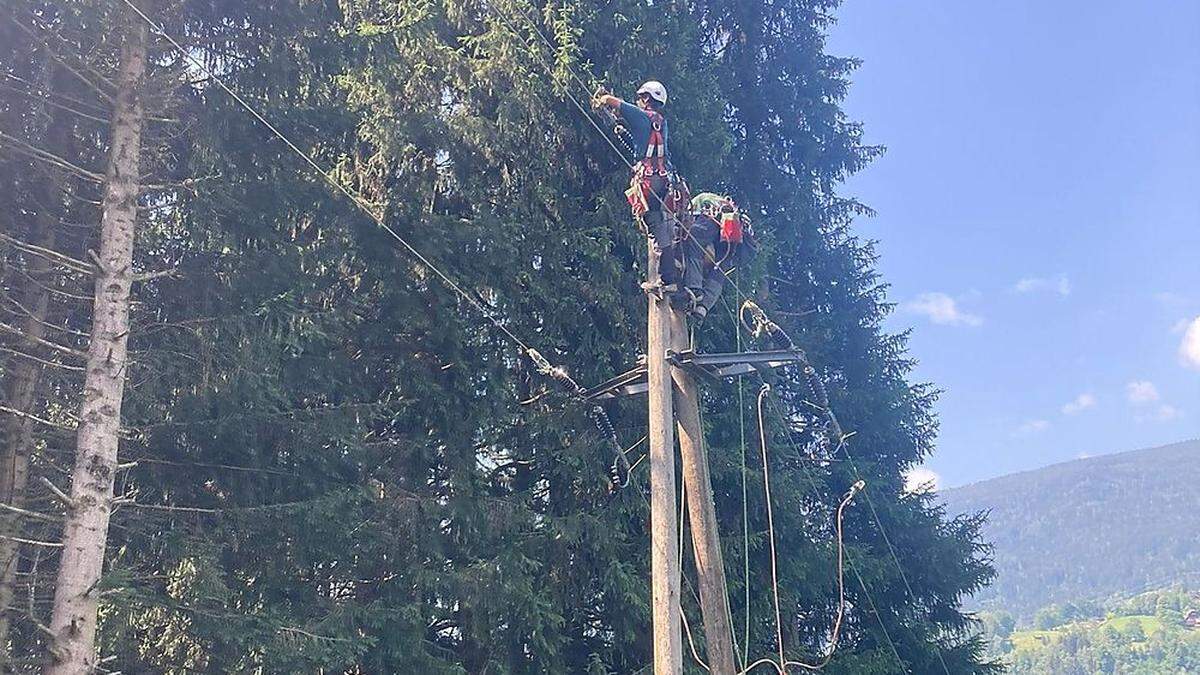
[0, 536, 62, 549]
[0, 231, 96, 275]
[0, 131, 104, 183]
[0, 322, 87, 359]
[39, 478, 73, 509]
[0, 504, 61, 524]
[0, 347, 86, 373]
[0, 405, 76, 432]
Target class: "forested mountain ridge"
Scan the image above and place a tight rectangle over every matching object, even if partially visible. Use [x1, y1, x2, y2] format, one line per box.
[943, 440, 1200, 619]
[1, 0, 994, 672]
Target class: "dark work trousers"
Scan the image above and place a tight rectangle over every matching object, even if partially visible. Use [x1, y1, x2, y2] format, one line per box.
[682, 215, 746, 313]
[640, 174, 678, 284]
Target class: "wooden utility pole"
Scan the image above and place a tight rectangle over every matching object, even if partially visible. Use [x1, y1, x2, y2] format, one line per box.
[588, 274, 804, 675]
[669, 311, 736, 675]
[646, 244, 682, 675]
[587, 270, 804, 674]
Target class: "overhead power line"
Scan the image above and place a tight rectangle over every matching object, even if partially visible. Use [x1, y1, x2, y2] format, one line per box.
[115, 0, 557, 373]
[490, 2, 761, 314]
[115, 0, 634, 487]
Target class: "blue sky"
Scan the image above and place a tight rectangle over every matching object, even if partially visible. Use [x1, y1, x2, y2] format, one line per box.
[826, 1, 1200, 487]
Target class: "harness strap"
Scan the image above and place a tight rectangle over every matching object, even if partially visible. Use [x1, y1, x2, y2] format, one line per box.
[642, 111, 667, 176]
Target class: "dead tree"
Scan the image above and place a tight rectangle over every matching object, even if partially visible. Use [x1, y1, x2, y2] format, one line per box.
[45, 7, 147, 671]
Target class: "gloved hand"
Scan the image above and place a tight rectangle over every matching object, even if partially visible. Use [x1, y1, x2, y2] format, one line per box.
[591, 85, 610, 110]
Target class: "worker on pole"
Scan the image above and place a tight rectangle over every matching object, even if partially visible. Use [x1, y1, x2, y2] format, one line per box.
[593, 81, 683, 291]
[678, 192, 755, 320]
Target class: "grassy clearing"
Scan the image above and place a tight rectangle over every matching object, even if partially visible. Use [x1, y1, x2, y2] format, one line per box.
[1010, 614, 1165, 653]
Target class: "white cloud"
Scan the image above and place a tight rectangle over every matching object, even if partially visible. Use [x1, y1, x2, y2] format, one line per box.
[1061, 393, 1097, 415]
[1135, 404, 1183, 424]
[903, 466, 940, 494]
[1076, 452, 1091, 460]
[1015, 274, 1071, 297]
[904, 292, 983, 327]
[1126, 381, 1182, 423]
[1155, 404, 1182, 422]
[1016, 419, 1050, 435]
[1126, 381, 1160, 405]
[1179, 316, 1200, 370]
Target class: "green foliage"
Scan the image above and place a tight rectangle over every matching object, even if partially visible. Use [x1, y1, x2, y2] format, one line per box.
[2, 0, 995, 672]
[1034, 601, 1104, 630]
[991, 590, 1200, 674]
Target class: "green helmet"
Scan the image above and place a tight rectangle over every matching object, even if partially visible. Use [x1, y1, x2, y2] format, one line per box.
[690, 192, 737, 220]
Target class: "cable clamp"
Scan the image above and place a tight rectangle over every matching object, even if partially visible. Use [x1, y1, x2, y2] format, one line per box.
[740, 299, 783, 340]
[845, 480, 866, 501]
[525, 348, 554, 376]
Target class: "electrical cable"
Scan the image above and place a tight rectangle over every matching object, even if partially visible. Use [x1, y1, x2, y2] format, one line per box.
[745, 384, 863, 673]
[115, 0, 631, 488]
[491, 2, 761, 312]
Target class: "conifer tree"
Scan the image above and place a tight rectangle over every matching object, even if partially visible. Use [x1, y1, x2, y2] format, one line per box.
[0, 0, 996, 672]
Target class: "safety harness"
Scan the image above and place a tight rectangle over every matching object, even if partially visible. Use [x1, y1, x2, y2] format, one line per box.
[642, 110, 668, 176]
[625, 109, 672, 218]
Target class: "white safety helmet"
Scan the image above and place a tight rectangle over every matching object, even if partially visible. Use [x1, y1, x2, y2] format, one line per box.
[636, 80, 668, 106]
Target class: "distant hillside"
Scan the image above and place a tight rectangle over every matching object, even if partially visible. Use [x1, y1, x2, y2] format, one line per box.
[979, 588, 1200, 674]
[942, 440, 1200, 619]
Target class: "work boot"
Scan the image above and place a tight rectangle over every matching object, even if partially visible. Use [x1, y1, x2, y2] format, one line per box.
[640, 279, 677, 299]
[671, 287, 700, 311]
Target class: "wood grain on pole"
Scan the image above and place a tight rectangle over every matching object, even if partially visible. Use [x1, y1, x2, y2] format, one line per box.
[669, 310, 736, 675]
[647, 242, 682, 675]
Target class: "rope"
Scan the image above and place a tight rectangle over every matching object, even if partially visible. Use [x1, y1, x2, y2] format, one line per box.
[492, 2, 760, 312]
[757, 384, 787, 670]
[742, 292, 938, 672]
[742, 297, 949, 674]
[760, 393, 909, 674]
[742, 384, 862, 674]
[703, 285, 912, 674]
[117, 0, 631, 488]
[733, 287, 907, 671]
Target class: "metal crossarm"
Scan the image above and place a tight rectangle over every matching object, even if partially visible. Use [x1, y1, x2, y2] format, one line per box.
[585, 349, 807, 400]
[583, 362, 649, 400]
[668, 348, 808, 381]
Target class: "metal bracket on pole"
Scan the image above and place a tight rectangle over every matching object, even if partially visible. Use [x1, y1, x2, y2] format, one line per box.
[584, 349, 807, 401]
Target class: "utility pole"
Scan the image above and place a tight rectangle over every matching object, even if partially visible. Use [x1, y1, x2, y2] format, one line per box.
[646, 244, 682, 675]
[669, 311, 736, 675]
[589, 261, 803, 675]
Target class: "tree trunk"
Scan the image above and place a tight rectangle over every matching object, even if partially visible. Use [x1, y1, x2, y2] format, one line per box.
[46, 9, 147, 672]
[0, 57, 71, 665]
[0, 220, 60, 667]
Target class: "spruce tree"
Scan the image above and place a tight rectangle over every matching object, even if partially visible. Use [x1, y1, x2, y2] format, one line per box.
[0, 0, 996, 672]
